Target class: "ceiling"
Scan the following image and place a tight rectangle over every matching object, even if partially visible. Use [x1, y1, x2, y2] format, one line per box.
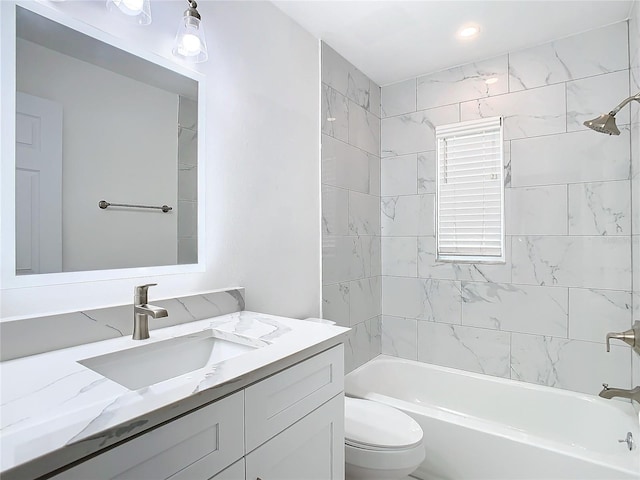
[273, 0, 634, 86]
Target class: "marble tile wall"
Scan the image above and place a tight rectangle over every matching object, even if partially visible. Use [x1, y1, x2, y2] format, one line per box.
[177, 96, 198, 264]
[321, 43, 382, 373]
[630, 0, 640, 389]
[380, 21, 636, 395]
[0, 288, 245, 361]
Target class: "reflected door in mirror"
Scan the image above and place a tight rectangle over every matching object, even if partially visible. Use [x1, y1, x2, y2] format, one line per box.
[15, 92, 63, 275]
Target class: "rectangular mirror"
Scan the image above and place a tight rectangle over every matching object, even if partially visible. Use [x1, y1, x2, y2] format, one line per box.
[3, 2, 205, 286]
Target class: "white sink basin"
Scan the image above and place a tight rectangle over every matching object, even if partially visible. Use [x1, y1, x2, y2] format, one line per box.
[78, 329, 264, 390]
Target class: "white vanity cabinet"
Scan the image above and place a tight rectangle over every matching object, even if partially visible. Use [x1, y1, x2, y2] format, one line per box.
[245, 395, 344, 480]
[245, 345, 344, 480]
[50, 345, 344, 480]
[209, 460, 246, 480]
[51, 391, 245, 480]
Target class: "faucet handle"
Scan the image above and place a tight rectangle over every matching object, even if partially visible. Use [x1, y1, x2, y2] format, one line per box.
[605, 326, 637, 352]
[134, 283, 158, 304]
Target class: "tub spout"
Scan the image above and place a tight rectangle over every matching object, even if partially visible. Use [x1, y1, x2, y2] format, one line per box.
[599, 384, 640, 404]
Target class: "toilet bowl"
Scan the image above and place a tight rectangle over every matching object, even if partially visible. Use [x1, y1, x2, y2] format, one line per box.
[344, 396, 425, 480]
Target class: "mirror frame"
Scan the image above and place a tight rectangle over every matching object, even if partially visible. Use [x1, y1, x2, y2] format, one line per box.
[0, 0, 206, 289]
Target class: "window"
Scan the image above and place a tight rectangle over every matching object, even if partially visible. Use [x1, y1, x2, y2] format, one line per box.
[436, 117, 504, 263]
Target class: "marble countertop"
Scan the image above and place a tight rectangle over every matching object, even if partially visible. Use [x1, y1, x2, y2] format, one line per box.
[0, 311, 348, 479]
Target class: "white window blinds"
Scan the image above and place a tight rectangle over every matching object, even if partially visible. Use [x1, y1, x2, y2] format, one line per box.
[436, 116, 504, 263]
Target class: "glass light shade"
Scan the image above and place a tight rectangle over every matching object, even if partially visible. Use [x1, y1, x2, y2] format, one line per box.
[172, 16, 208, 63]
[106, 0, 152, 26]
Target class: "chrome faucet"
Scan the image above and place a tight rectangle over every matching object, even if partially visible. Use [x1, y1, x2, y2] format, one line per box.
[605, 321, 640, 355]
[133, 283, 168, 340]
[599, 384, 640, 404]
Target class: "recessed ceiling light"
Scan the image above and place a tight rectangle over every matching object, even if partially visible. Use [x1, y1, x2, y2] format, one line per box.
[485, 77, 498, 85]
[458, 24, 480, 39]
[327, 117, 336, 122]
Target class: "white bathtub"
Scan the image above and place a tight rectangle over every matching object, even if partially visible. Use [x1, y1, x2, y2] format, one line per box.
[345, 356, 640, 480]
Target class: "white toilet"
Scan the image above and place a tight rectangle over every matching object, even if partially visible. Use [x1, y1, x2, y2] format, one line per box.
[344, 397, 425, 480]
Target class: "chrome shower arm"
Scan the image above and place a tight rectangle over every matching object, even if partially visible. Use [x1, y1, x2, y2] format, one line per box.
[610, 92, 640, 115]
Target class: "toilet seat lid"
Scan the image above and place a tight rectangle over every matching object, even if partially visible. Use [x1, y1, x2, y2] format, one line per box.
[344, 397, 423, 450]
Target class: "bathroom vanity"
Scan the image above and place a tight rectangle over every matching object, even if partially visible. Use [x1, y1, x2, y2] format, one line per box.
[0, 312, 348, 480]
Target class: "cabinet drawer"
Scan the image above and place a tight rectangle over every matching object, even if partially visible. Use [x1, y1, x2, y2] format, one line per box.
[53, 391, 244, 480]
[245, 393, 344, 480]
[245, 345, 343, 452]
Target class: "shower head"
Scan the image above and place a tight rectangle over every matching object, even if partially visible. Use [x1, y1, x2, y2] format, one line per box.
[583, 113, 621, 135]
[583, 92, 640, 135]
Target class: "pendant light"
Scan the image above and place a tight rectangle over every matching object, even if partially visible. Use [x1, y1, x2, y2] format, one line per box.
[106, 0, 152, 25]
[172, 0, 208, 63]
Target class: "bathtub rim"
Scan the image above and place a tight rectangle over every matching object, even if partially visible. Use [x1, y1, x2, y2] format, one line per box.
[348, 355, 639, 415]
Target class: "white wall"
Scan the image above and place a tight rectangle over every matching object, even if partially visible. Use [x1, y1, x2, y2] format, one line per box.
[1, 1, 321, 321]
[17, 38, 178, 272]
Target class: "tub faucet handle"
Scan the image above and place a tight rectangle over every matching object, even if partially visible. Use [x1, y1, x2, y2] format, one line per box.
[605, 322, 639, 352]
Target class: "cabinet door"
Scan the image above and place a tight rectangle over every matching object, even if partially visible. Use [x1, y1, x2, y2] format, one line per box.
[245, 345, 343, 452]
[209, 459, 245, 480]
[52, 392, 244, 480]
[245, 394, 344, 480]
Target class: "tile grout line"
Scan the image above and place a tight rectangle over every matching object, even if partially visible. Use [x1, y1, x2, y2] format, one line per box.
[627, 14, 636, 390]
[566, 287, 570, 340]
